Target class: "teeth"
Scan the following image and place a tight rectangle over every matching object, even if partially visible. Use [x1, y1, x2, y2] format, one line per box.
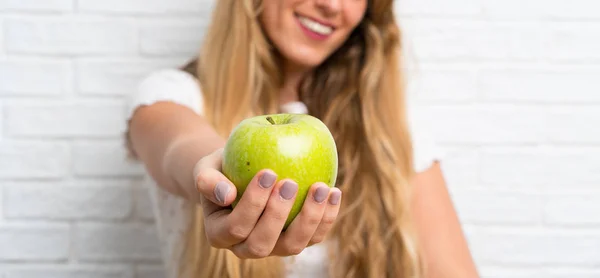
[298, 16, 333, 35]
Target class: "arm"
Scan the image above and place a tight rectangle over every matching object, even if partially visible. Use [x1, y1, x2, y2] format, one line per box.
[128, 101, 225, 202]
[128, 100, 343, 259]
[410, 161, 480, 278]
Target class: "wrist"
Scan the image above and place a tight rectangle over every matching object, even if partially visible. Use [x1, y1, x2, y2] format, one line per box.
[162, 135, 226, 202]
[162, 136, 205, 202]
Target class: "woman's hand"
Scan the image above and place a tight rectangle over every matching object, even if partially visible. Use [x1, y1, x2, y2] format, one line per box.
[193, 148, 342, 259]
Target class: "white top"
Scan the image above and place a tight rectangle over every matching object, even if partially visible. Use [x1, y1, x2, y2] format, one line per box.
[125, 69, 443, 278]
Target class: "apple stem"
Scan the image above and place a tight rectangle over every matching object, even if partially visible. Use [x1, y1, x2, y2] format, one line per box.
[266, 116, 275, 125]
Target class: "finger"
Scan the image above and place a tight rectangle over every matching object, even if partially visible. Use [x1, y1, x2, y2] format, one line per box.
[195, 166, 237, 210]
[272, 182, 329, 256]
[308, 188, 342, 246]
[230, 179, 298, 259]
[193, 148, 239, 208]
[192, 148, 224, 188]
[202, 204, 233, 249]
[193, 148, 224, 173]
[212, 169, 278, 247]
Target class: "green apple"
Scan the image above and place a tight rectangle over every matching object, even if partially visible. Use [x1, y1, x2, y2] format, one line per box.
[221, 113, 338, 229]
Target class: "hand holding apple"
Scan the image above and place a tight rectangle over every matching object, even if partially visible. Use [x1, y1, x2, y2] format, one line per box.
[193, 143, 342, 258]
[221, 113, 339, 229]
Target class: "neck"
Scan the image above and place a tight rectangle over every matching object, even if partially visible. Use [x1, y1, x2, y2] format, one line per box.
[280, 60, 311, 105]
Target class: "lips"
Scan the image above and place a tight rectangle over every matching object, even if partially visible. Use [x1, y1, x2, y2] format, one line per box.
[296, 15, 334, 36]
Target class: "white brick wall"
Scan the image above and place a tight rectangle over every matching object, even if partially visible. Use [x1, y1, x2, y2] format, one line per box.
[0, 0, 598, 277]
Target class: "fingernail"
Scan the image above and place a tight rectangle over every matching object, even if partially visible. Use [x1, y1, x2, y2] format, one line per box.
[259, 171, 276, 188]
[214, 181, 230, 204]
[329, 190, 341, 205]
[280, 181, 298, 200]
[313, 186, 330, 203]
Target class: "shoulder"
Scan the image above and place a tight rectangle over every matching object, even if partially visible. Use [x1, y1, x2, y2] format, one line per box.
[406, 105, 444, 174]
[125, 68, 442, 173]
[125, 68, 204, 120]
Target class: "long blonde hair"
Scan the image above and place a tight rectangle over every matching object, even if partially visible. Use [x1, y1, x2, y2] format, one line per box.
[180, 0, 423, 277]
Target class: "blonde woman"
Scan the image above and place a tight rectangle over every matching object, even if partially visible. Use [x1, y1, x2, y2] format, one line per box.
[125, 0, 479, 277]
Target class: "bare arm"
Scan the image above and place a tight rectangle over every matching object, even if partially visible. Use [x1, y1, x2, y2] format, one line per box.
[410, 162, 480, 278]
[128, 101, 225, 202]
[127, 100, 343, 259]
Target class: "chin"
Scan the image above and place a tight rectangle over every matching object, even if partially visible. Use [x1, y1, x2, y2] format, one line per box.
[291, 56, 327, 68]
[282, 47, 332, 69]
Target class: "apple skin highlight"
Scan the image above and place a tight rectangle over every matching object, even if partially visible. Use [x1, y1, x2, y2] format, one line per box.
[222, 113, 339, 229]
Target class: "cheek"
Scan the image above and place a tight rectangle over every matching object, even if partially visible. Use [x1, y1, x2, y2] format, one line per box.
[259, 0, 297, 48]
[344, 2, 368, 30]
[259, 3, 316, 64]
[259, 1, 282, 37]
[328, 6, 366, 49]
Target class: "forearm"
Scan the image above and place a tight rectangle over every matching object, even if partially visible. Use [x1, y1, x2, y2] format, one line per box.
[128, 102, 225, 201]
[163, 133, 225, 201]
[411, 162, 480, 278]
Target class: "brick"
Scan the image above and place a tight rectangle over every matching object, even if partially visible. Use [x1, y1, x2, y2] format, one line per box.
[402, 19, 545, 62]
[0, 59, 71, 96]
[480, 68, 600, 103]
[73, 141, 144, 177]
[481, 148, 547, 189]
[438, 146, 480, 190]
[78, 0, 210, 14]
[477, 266, 539, 278]
[75, 223, 161, 262]
[395, 0, 481, 16]
[0, 20, 4, 56]
[0, 141, 69, 179]
[133, 182, 155, 221]
[135, 265, 165, 278]
[546, 268, 600, 278]
[426, 105, 600, 146]
[466, 227, 600, 266]
[5, 16, 137, 55]
[542, 23, 600, 62]
[545, 106, 600, 144]
[139, 19, 206, 56]
[1, 0, 74, 11]
[474, 266, 600, 278]
[482, 0, 600, 20]
[408, 68, 478, 102]
[76, 59, 181, 96]
[404, 20, 600, 62]
[0, 183, 3, 221]
[6, 100, 126, 138]
[481, 147, 600, 189]
[4, 265, 133, 278]
[452, 189, 542, 225]
[0, 223, 70, 261]
[544, 192, 600, 226]
[4, 180, 132, 220]
[0, 104, 3, 140]
[420, 104, 545, 144]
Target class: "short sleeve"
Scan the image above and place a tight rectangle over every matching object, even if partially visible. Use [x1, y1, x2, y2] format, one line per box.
[125, 68, 204, 122]
[123, 68, 204, 159]
[407, 106, 445, 173]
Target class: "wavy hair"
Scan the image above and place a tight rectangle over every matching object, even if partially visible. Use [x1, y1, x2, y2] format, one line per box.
[179, 0, 423, 277]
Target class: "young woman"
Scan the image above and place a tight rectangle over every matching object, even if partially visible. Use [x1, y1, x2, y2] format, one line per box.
[125, 0, 479, 277]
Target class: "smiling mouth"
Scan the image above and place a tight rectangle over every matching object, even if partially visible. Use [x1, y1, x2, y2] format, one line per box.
[296, 14, 334, 36]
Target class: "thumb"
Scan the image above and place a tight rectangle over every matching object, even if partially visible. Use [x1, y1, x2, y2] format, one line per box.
[193, 148, 237, 207]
